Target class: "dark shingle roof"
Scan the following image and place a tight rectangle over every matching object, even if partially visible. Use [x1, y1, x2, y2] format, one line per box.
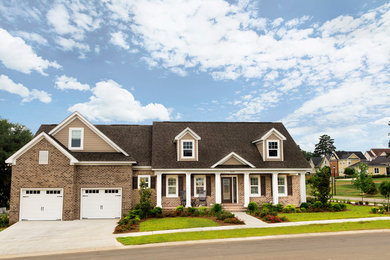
[152, 122, 310, 169]
[335, 151, 365, 160]
[371, 148, 390, 157]
[311, 157, 323, 167]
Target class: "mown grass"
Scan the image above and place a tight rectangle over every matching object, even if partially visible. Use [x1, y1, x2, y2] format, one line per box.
[280, 204, 385, 222]
[139, 217, 219, 232]
[117, 220, 390, 245]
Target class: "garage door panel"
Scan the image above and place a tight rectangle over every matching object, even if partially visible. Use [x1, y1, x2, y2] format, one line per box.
[20, 189, 63, 221]
[81, 188, 122, 219]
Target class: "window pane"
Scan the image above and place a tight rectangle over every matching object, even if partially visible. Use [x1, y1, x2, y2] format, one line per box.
[251, 186, 259, 194]
[268, 141, 278, 149]
[196, 187, 204, 195]
[278, 177, 285, 185]
[269, 149, 278, 157]
[72, 130, 81, 139]
[183, 149, 193, 157]
[196, 177, 204, 186]
[183, 141, 193, 149]
[250, 177, 258, 186]
[140, 177, 149, 186]
[168, 178, 176, 186]
[278, 186, 284, 194]
[168, 187, 176, 195]
[71, 138, 81, 147]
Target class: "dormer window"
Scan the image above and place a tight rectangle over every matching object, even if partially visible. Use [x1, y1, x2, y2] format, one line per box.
[182, 140, 194, 158]
[267, 140, 279, 158]
[69, 128, 84, 150]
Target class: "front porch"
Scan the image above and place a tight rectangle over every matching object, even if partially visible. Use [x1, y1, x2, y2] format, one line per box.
[155, 172, 307, 209]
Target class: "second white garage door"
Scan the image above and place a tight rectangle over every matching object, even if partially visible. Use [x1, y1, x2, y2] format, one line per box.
[80, 188, 122, 219]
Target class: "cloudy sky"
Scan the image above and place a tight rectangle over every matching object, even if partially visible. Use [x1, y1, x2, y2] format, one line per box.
[0, 0, 389, 152]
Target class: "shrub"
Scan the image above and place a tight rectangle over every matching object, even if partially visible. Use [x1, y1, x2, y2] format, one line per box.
[313, 201, 323, 209]
[0, 214, 9, 227]
[151, 207, 163, 217]
[224, 217, 244, 224]
[216, 211, 234, 220]
[263, 215, 288, 223]
[282, 205, 296, 213]
[187, 207, 196, 215]
[257, 210, 277, 218]
[310, 166, 331, 205]
[300, 202, 310, 209]
[199, 207, 208, 216]
[275, 203, 284, 212]
[133, 179, 153, 219]
[262, 203, 273, 211]
[306, 197, 316, 204]
[211, 203, 223, 214]
[114, 224, 136, 233]
[332, 203, 342, 212]
[371, 207, 379, 214]
[248, 202, 259, 213]
[295, 208, 302, 213]
[175, 205, 184, 215]
[129, 209, 142, 219]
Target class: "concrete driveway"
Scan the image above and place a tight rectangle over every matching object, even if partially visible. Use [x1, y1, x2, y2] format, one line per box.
[0, 220, 121, 258]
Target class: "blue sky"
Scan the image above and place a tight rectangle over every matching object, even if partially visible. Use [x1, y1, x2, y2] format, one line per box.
[0, 0, 389, 152]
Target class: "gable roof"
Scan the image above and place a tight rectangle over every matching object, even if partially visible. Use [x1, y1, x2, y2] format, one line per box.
[211, 152, 255, 168]
[371, 148, 390, 157]
[174, 127, 201, 141]
[252, 128, 286, 143]
[311, 157, 323, 167]
[48, 112, 129, 156]
[5, 132, 79, 165]
[152, 122, 310, 169]
[334, 151, 365, 160]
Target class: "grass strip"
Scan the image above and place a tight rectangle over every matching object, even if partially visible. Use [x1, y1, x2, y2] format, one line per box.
[139, 217, 219, 232]
[117, 220, 390, 245]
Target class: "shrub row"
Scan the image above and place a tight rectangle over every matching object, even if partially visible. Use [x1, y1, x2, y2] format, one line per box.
[0, 214, 9, 227]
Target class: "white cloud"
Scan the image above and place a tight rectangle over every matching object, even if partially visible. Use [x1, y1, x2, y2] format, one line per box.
[0, 28, 60, 75]
[68, 80, 171, 122]
[55, 37, 90, 52]
[110, 31, 130, 50]
[55, 75, 90, 91]
[14, 31, 48, 45]
[0, 74, 51, 103]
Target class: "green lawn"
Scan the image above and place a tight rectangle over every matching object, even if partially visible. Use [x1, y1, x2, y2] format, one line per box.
[0, 228, 5, 232]
[117, 220, 390, 245]
[139, 217, 219, 232]
[280, 204, 385, 222]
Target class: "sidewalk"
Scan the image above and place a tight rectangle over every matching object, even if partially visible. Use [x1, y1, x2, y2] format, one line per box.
[332, 196, 387, 203]
[113, 213, 390, 238]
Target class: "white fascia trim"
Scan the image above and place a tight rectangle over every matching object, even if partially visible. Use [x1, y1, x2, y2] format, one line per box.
[133, 166, 153, 170]
[5, 132, 78, 165]
[211, 152, 255, 168]
[153, 168, 312, 173]
[75, 161, 136, 165]
[332, 151, 340, 160]
[48, 111, 129, 156]
[174, 127, 201, 141]
[252, 128, 287, 143]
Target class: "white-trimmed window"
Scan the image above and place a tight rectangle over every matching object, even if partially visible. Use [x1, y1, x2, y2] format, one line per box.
[69, 128, 84, 150]
[138, 175, 151, 188]
[38, 151, 49, 164]
[250, 175, 260, 196]
[166, 175, 178, 197]
[374, 168, 379, 174]
[194, 175, 206, 196]
[267, 140, 280, 158]
[278, 176, 287, 196]
[181, 140, 194, 158]
[347, 159, 351, 165]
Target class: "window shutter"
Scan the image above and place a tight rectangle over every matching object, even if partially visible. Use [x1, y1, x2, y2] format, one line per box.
[151, 176, 156, 189]
[132, 176, 138, 189]
[287, 176, 293, 196]
[179, 176, 184, 194]
[191, 175, 194, 196]
[261, 176, 266, 196]
[270, 175, 273, 196]
[162, 175, 166, 196]
[206, 175, 211, 196]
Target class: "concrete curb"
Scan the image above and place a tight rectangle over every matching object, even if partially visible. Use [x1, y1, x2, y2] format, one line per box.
[3, 229, 390, 259]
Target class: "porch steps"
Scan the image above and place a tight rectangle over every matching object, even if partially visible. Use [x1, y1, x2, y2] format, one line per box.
[222, 204, 247, 212]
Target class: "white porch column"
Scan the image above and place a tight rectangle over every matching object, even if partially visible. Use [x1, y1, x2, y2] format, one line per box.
[300, 172, 307, 203]
[156, 173, 162, 208]
[244, 173, 250, 207]
[272, 172, 279, 205]
[215, 173, 221, 204]
[185, 173, 191, 207]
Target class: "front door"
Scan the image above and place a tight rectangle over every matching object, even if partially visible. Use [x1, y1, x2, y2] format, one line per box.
[222, 177, 232, 203]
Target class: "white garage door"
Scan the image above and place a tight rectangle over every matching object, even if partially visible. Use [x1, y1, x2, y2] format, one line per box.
[81, 188, 122, 219]
[20, 189, 63, 221]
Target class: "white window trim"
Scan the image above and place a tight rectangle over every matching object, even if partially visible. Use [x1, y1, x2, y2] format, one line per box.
[138, 175, 151, 189]
[69, 127, 84, 150]
[374, 167, 379, 174]
[267, 140, 280, 159]
[250, 175, 261, 197]
[278, 175, 287, 196]
[166, 175, 178, 197]
[194, 175, 206, 197]
[38, 150, 49, 165]
[181, 139, 195, 159]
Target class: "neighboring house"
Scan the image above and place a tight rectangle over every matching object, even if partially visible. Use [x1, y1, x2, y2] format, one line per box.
[365, 148, 390, 161]
[309, 156, 330, 174]
[350, 156, 390, 175]
[5, 112, 310, 224]
[330, 151, 365, 176]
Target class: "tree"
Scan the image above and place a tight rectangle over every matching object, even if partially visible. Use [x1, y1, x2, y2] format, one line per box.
[310, 166, 331, 205]
[352, 163, 377, 203]
[313, 134, 336, 157]
[134, 179, 153, 219]
[0, 119, 33, 207]
[379, 181, 390, 212]
[343, 167, 355, 177]
[298, 145, 313, 161]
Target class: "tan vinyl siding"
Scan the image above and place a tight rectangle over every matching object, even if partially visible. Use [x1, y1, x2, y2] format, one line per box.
[177, 133, 198, 161]
[54, 118, 116, 152]
[222, 157, 244, 165]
